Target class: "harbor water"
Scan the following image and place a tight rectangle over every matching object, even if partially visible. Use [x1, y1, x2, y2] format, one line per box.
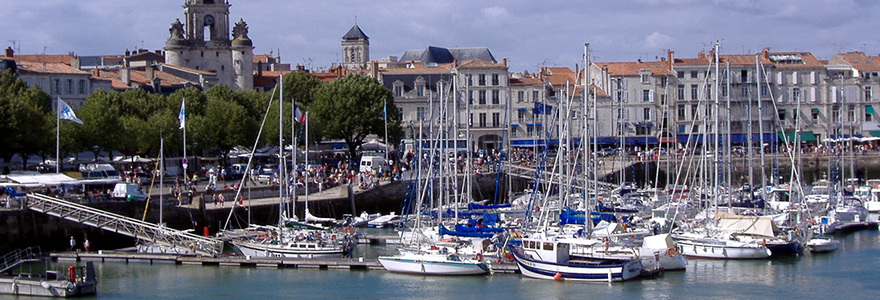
[14, 229, 880, 299]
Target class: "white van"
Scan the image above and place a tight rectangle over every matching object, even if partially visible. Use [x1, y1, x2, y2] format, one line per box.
[359, 156, 389, 173]
[111, 183, 148, 201]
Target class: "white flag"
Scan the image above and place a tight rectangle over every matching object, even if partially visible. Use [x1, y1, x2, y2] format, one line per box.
[57, 97, 83, 125]
[178, 97, 185, 129]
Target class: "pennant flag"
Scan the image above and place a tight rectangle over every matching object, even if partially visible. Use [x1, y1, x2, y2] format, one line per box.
[57, 97, 83, 124]
[178, 98, 185, 129]
[381, 100, 387, 120]
[293, 105, 306, 124]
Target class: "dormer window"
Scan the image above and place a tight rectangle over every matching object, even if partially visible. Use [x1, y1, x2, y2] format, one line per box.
[414, 76, 426, 97]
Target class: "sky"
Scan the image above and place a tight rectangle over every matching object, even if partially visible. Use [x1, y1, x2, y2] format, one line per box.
[2, 0, 880, 73]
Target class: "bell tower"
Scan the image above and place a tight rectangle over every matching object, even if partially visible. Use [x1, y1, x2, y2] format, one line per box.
[341, 24, 369, 70]
[166, 0, 252, 89]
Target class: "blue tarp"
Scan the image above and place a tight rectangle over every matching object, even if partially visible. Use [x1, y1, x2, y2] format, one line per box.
[467, 203, 512, 210]
[439, 224, 495, 238]
[454, 224, 504, 233]
[557, 208, 618, 226]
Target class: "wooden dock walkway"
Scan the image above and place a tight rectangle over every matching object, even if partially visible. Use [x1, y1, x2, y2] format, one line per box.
[49, 251, 521, 274]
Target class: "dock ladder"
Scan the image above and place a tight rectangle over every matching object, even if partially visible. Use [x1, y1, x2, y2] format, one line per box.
[0, 246, 42, 273]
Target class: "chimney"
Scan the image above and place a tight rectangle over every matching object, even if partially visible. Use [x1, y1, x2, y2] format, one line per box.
[257, 61, 263, 77]
[145, 64, 154, 81]
[708, 49, 715, 60]
[71, 56, 81, 69]
[121, 67, 131, 86]
[370, 61, 379, 79]
[4, 47, 12, 58]
[93, 68, 99, 77]
[454, 59, 459, 67]
[667, 50, 674, 71]
[698, 50, 705, 59]
[761, 47, 769, 59]
[502, 58, 507, 67]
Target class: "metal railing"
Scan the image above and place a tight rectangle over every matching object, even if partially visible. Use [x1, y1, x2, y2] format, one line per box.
[0, 246, 41, 273]
[25, 193, 221, 256]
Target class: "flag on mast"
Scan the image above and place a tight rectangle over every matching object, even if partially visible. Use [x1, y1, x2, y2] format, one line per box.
[178, 98, 186, 129]
[57, 97, 83, 124]
[293, 105, 306, 124]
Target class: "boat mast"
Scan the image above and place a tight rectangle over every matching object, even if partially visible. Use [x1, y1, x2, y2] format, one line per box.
[279, 71, 285, 226]
[756, 54, 768, 205]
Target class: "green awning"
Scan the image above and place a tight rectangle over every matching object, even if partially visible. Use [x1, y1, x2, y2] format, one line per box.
[812, 108, 820, 113]
[870, 131, 880, 137]
[779, 109, 786, 114]
[867, 105, 875, 115]
[778, 131, 817, 142]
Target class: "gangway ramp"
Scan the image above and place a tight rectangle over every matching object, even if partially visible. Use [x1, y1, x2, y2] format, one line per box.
[25, 193, 221, 257]
[502, 162, 620, 191]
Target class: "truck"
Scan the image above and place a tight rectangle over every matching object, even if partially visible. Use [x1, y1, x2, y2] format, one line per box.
[359, 156, 390, 173]
[111, 183, 148, 201]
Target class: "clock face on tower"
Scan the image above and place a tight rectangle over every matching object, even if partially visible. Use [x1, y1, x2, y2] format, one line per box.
[204, 15, 215, 26]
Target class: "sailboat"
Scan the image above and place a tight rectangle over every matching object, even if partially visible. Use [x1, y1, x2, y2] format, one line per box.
[378, 80, 489, 276]
[226, 79, 345, 258]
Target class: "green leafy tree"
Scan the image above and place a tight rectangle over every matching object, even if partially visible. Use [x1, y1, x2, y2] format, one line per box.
[76, 89, 123, 160]
[0, 70, 53, 171]
[310, 74, 400, 162]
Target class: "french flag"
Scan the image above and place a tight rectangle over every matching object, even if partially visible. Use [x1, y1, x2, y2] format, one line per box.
[293, 105, 306, 124]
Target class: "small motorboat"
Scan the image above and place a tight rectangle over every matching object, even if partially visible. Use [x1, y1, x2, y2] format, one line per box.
[807, 236, 840, 253]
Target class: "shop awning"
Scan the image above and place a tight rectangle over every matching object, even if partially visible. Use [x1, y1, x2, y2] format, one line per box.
[517, 108, 527, 111]
[778, 109, 786, 115]
[778, 132, 817, 143]
[510, 124, 519, 127]
[812, 108, 821, 113]
[870, 131, 880, 137]
[867, 105, 875, 115]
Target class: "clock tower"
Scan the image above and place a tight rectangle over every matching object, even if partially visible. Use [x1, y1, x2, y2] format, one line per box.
[165, 0, 253, 90]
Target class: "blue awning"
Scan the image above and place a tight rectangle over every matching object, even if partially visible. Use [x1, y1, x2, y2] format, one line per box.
[525, 123, 542, 127]
[510, 124, 519, 127]
[517, 108, 527, 111]
[510, 139, 547, 146]
[591, 137, 618, 144]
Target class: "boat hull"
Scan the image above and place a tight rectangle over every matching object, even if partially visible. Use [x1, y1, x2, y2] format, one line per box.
[231, 241, 342, 258]
[511, 249, 642, 282]
[807, 239, 840, 253]
[675, 239, 771, 259]
[378, 256, 489, 275]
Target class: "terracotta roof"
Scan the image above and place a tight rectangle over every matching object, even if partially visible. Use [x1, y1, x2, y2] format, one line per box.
[833, 52, 880, 72]
[766, 52, 824, 69]
[11, 54, 74, 65]
[594, 61, 672, 76]
[253, 54, 274, 64]
[15, 61, 89, 75]
[509, 77, 542, 86]
[458, 59, 506, 69]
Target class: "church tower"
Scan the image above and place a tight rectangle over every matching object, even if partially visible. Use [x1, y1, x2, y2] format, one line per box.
[164, 0, 253, 90]
[341, 24, 369, 70]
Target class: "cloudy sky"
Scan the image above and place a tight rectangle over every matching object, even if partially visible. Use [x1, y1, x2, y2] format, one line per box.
[2, 0, 879, 72]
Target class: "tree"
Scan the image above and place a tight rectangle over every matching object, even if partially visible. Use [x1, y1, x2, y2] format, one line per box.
[310, 74, 400, 162]
[282, 70, 322, 106]
[0, 70, 53, 171]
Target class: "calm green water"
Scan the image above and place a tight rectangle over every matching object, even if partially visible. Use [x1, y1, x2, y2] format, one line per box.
[15, 230, 880, 300]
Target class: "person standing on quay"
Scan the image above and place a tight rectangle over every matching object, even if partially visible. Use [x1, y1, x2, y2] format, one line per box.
[83, 234, 90, 253]
[68, 236, 76, 251]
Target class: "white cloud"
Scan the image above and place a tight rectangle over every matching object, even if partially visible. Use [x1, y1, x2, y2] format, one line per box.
[645, 32, 674, 50]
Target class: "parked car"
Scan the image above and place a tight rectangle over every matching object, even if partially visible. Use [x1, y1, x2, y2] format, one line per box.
[257, 172, 275, 184]
[598, 148, 619, 157]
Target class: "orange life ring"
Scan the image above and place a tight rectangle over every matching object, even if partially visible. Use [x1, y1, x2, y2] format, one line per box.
[667, 247, 677, 256]
[258, 233, 268, 240]
[762, 239, 766, 247]
[331, 234, 337, 241]
[474, 253, 483, 261]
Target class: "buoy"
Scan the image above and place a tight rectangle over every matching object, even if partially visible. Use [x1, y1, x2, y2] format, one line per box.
[667, 247, 677, 256]
[554, 272, 563, 281]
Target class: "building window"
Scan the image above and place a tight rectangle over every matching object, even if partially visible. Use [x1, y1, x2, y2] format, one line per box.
[832, 107, 840, 123]
[660, 94, 667, 105]
[867, 108, 874, 122]
[79, 80, 86, 94]
[518, 91, 524, 102]
[527, 125, 534, 135]
[741, 70, 749, 83]
[467, 75, 473, 86]
[812, 110, 819, 120]
[54, 79, 60, 94]
[642, 90, 651, 102]
[660, 77, 667, 88]
[678, 105, 686, 120]
[66, 79, 73, 94]
[492, 113, 500, 127]
[677, 85, 684, 100]
[706, 85, 711, 100]
[479, 90, 486, 104]
[492, 90, 499, 104]
[677, 71, 684, 79]
[792, 88, 801, 102]
[518, 110, 526, 122]
[640, 74, 649, 83]
[866, 86, 873, 101]
[721, 85, 728, 97]
[479, 113, 487, 127]
[742, 86, 750, 98]
[643, 107, 651, 120]
[416, 86, 424, 97]
[394, 86, 403, 97]
[849, 106, 856, 122]
[201, 51, 204, 57]
[492, 74, 499, 86]
[690, 71, 698, 79]
[417, 107, 426, 120]
[533, 90, 539, 101]
[469, 91, 474, 105]
[779, 110, 786, 121]
[691, 104, 698, 119]
[690, 84, 698, 100]
[761, 86, 769, 97]
[478, 74, 486, 86]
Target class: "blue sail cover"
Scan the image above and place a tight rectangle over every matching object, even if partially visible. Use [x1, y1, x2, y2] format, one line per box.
[558, 208, 617, 226]
[466, 213, 500, 227]
[467, 203, 513, 210]
[455, 224, 504, 233]
[438, 224, 495, 238]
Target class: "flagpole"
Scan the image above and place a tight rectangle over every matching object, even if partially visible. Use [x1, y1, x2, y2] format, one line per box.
[384, 99, 388, 163]
[180, 97, 187, 187]
[56, 97, 60, 173]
